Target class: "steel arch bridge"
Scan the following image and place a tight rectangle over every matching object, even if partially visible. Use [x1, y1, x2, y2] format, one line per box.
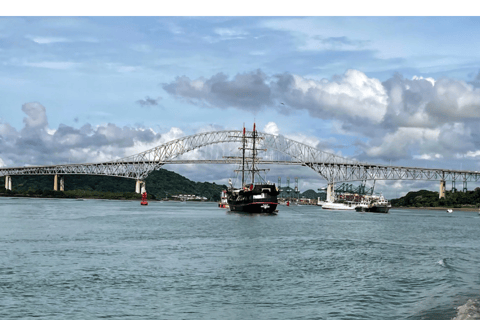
[1, 130, 480, 190]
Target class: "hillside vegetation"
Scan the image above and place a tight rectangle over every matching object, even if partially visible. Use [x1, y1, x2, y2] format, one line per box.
[1, 169, 227, 201]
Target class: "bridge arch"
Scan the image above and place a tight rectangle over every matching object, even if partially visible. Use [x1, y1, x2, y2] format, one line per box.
[116, 130, 360, 180]
[2, 130, 480, 196]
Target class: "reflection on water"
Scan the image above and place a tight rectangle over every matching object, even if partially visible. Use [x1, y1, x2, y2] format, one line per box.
[1, 198, 480, 319]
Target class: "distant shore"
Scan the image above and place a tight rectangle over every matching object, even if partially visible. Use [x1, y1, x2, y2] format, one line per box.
[394, 206, 480, 212]
[0, 193, 216, 202]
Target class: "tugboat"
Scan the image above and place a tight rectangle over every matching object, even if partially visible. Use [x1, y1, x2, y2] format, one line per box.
[355, 194, 391, 213]
[226, 124, 279, 214]
[218, 190, 229, 209]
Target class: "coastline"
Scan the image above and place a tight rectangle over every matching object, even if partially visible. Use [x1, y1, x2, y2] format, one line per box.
[394, 206, 480, 212]
[0, 194, 216, 202]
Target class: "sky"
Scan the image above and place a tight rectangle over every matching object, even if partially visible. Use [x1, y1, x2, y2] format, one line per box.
[2, 11, 480, 198]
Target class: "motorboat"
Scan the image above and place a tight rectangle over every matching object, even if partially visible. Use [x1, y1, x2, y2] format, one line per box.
[322, 201, 356, 210]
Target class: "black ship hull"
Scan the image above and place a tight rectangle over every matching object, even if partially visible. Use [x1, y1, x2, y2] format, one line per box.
[229, 201, 278, 214]
[355, 205, 390, 213]
[226, 183, 279, 215]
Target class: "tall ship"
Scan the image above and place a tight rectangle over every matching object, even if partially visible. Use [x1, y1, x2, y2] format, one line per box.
[226, 124, 279, 214]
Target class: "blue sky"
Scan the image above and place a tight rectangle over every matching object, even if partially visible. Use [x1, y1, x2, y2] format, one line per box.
[2, 14, 480, 198]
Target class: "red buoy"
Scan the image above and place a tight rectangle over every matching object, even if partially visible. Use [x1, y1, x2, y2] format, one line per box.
[141, 192, 148, 206]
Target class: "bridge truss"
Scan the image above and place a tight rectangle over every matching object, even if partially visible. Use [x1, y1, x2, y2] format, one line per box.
[1, 130, 479, 185]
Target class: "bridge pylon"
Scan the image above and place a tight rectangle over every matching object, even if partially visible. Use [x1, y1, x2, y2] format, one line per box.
[439, 180, 446, 199]
[4, 175, 12, 191]
[136, 180, 146, 193]
[53, 174, 64, 191]
[326, 182, 335, 202]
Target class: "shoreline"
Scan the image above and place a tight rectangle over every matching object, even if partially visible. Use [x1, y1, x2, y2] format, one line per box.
[0, 194, 216, 203]
[394, 206, 480, 212]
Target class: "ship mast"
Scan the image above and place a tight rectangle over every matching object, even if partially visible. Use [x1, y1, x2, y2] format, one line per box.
[251, 123, 256, 185]
[241, 125, 246, 188]
[232, 123, 267, 187]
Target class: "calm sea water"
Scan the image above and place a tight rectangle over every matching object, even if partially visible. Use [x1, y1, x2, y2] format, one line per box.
[1, 198, 480, 319]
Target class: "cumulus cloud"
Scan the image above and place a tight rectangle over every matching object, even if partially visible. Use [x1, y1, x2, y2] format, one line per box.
[164, 69, 480, 163]
[274, 69, 388, 123]
[163, 69, 388, 122]
[468, 70, 480, 88]
[136, 96, 162, 107]
[163, 70, 272, 112]
[0, 102, 170, 167]
[263, 122, 279, 136]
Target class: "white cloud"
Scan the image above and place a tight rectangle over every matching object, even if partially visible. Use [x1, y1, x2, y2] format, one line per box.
[214, 28, 247, 37]
[412, 75, 435, 86]
[465, 150, 480, 158]
[164, 69, 389, 123]
[27, 36, 70, 44]
[0, 103, 177, 166]
[264, 122, 279, 135]
[23, 61, 79, 70]
[281, 69, 388, 123]
[364, 127, 440, 160]
[413, 153, 443, 160]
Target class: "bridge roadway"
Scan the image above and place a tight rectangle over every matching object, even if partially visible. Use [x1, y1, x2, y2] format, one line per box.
[1, 129, 479, 198]
[1, 159, 480, 182]
[2, 159, 480, 197]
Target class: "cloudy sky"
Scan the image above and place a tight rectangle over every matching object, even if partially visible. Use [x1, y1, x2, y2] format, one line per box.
[2, 13, 480, 198]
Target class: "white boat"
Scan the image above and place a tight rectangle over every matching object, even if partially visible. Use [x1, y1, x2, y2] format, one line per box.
[322, 201, 356, 210]
[354, 199, 370, 212]
[218, 190, 229, 209]
[317, 198, 326, 207]
[447, 209, 453, 213]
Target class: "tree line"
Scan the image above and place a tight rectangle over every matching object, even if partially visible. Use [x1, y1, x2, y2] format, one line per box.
[0, 169, 227, 201]
[391, 188, 480, 208]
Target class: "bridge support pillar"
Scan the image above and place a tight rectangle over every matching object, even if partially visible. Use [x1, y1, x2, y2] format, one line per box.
[439, 180, 446, 199]
[5, 175, 12, 190]
[54, 174, 64, 191]
[326, 182, 335, 203]
[135, 180, 145, 193]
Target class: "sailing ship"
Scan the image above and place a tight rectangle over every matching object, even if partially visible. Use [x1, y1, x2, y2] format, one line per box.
[226, 124, 279, 214]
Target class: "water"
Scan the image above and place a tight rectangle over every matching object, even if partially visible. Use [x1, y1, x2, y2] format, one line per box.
[1, 198, 480, 319]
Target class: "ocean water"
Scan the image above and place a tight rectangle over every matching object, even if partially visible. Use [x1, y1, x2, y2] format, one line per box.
[1, 197, 480, 319]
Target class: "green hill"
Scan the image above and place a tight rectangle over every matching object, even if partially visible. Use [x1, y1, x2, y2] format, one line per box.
[390, 188, 480, 208]
[301, 189, 320, 199]
[4, 169, 227, 201]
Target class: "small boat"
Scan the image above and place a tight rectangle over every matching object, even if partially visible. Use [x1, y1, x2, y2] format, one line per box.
[218, 190, 229, 209]
[322, 201, 356, 210]
[355, 194, 391, 213]
[354, 199, 370, 212]
[447, 209, 453, 213]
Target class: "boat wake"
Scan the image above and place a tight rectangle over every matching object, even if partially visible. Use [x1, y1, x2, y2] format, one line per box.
[452, 299, 480, 320]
